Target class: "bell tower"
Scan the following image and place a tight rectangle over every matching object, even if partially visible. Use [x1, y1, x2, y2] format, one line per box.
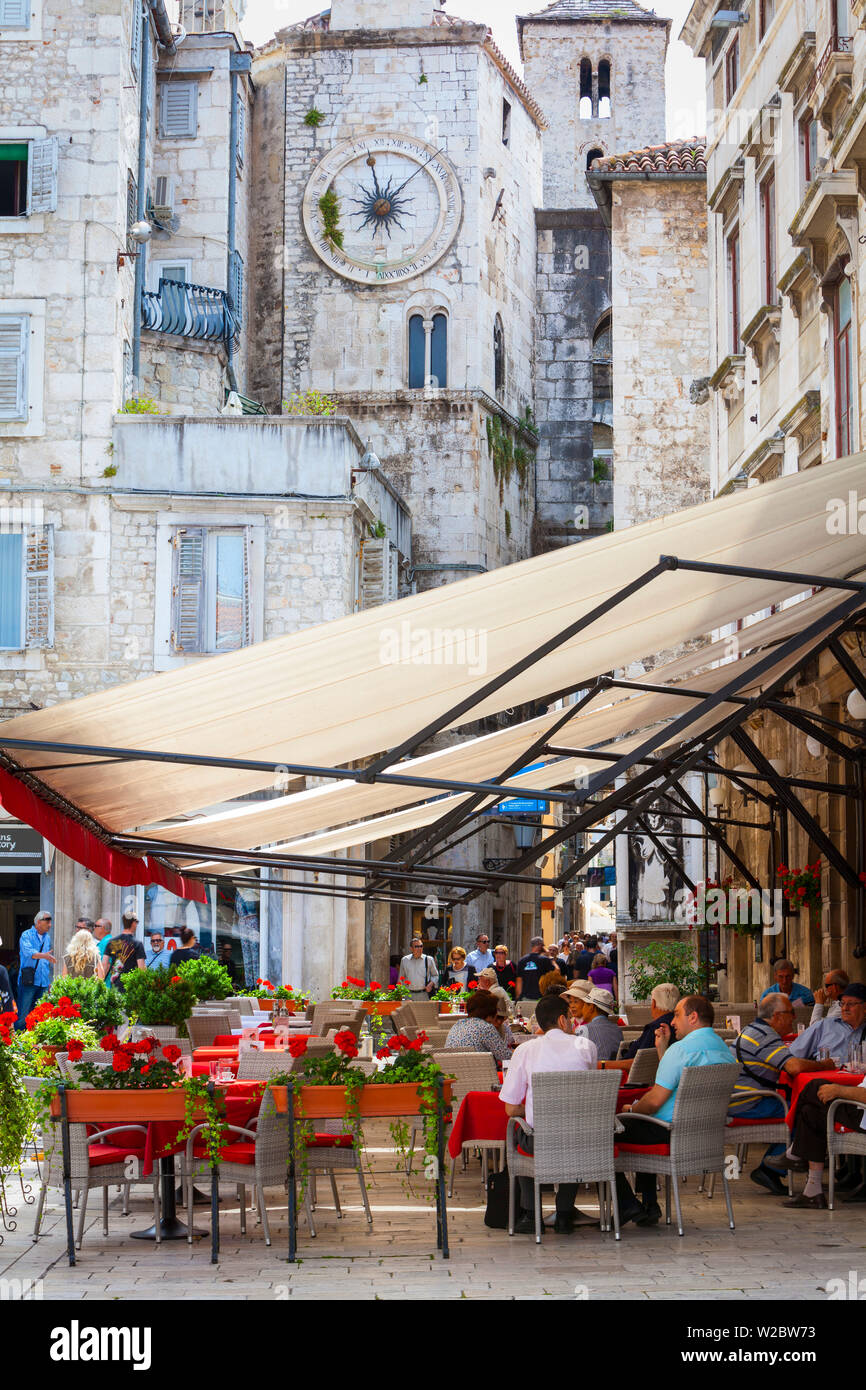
[517, 0, 670, 547]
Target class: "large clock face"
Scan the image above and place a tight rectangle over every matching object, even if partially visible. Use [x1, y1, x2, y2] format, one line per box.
[302, 134, 463, 285]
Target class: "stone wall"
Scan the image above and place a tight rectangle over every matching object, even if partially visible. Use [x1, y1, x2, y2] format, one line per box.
[609, 178, 711, 529]
[534, 209, 612, 541]
[139, 333, 227, 414]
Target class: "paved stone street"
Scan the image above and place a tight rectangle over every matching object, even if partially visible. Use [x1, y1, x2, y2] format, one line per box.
[1, 1124, 863, 1301]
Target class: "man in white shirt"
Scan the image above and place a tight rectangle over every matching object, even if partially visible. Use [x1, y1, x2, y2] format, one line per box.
[398, 938, 439, 1000]
[500, 994, 598, 1234]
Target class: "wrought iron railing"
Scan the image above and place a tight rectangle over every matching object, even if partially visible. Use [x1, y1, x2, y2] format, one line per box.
[806, 33, 853, 101]
[141, 279, 237, 344]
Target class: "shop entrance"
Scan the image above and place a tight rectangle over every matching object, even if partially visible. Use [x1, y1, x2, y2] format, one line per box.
[0, 872, 42, 979]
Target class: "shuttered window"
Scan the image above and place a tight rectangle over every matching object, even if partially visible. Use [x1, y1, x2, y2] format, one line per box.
[28, 137, 58, 214]
[171, 525, 251, 655]
[130, 1, 142, 78]
[359, 537, 398, 610]
[0, 525, 53, 649]
[235, 95, 245, 169]
[0, 0, 30, 27]
[229, 249, 243, 319]
[160, 80, 198, 138]
[0, 314, 27, 421]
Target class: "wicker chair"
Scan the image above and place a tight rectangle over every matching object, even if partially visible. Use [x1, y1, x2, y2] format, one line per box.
[613, 1063, 738, 1236]
[827, 1095, 866, 1209]
[181, 1085, 314, 1245]
[236, 1051, 301, 1080]
[406, 1050, 499, 1190]
[308, 1004, 364, 1039]
[305, 1117, 373, 1228]
[625, 1048, 659, 1086]
[703, 1087, 793, 1199]
[35, 1114, 160, 1249]
[185, 1014, 233, 1049]
[506, 1069, 623, 1243]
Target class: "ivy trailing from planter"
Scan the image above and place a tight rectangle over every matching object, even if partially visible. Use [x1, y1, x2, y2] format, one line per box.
[318, 187, 344, 249]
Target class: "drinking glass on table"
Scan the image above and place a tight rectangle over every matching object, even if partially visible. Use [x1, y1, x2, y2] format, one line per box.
[817, 1046, 831, 1064]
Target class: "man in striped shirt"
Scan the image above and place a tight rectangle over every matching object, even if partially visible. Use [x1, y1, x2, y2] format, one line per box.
[730, 994, 826, 1195]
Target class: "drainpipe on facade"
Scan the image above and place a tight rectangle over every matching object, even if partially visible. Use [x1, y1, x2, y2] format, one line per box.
[226, 52, 252, 395]
[132, 2, 176, 388]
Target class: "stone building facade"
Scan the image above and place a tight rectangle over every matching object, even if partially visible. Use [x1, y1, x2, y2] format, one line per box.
[519, 0, 671, 544]
[680, 0, 866, 1001]
[588, 140, 712, 530]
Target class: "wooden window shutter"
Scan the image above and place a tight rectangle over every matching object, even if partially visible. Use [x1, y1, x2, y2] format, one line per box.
[0, 0, 30, 26]
[24, 524, 53, 648]
[360, 537, 397, 610]
[235, 95, 245, 167]
[160, 81, 197, 138]
[130, 1, 142, 78]
[242, 529, 252, 647]
[171, 526, 206, 653]
[28, 137, 58, 214]
[0, 315, 28, 421]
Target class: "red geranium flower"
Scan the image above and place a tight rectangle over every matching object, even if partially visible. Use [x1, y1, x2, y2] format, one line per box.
[388, 1034, 410, 1052]
[288, 1036, 308, 1058]
[467, 980, 478, 990]
[100, 1033, 119, 1051]
[66, 1040, 84, 1062]
[161, 1044, 182, 1063]
[370, 981, 381, 990]
[171, 976, 181, 984]
[334, 1029, 359, 1057]
[141, 1063, 152, 1075]
[376, 1047, 391, 1060]
[112, 1051, 133, 1073]
[416, 1030, 429, 1044]
[406, 1038, 423, 1051]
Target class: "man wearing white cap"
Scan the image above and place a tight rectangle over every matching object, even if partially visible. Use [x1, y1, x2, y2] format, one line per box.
[574, 986, 622, 1060]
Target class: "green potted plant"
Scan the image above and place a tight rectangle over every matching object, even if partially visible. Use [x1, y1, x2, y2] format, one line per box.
[330, 977, 411, 1013]
[45, 976, 125, 1035]
[14, 998, 100, 1066]
[176, 955, 234, 1003]
[628, 941, 705, 1002]
[0, 1011, 35, 1171]
[120, 968, 196, 1037]
[248, 980, 311, 1013]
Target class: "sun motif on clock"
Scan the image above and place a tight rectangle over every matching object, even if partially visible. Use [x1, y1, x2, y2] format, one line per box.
[302, 134, 463, 285]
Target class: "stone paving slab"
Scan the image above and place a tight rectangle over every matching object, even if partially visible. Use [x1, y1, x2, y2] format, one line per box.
[1, 1135, 864, 1302]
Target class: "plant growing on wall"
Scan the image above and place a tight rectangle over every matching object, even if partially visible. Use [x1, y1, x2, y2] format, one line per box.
[592, 455, 610, 483]
[318, 187, 344, 248]
[283, 389, 338, 417]
[486, 414, 536, 502]
[119, 396, 160, 415]
[628, 941, 705, 1002]
[304, 108, 325, 127]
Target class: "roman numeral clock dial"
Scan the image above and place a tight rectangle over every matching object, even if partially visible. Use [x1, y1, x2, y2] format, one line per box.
[303, 134, 463, 285]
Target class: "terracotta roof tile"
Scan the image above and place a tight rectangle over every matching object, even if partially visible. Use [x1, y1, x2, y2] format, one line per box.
[590, 139, 707, 176]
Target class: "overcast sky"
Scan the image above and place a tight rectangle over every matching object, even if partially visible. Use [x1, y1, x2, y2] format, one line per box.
[240, 0, 708, 141]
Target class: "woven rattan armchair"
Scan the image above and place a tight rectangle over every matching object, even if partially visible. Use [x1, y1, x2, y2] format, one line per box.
[36, 1116, 160, 1249]
[405, 1050, 500, 1188]
[308, 1004, 365, 1039]
[185, 1014, 233, 1049]
[235, 1051, 304, 1080]
[506, 1069, 622, 1244]
[181, 1086, 314, 1246]
[704, 1086, 793, 1199]
[625, 1048, 659, 1086]
[827, 1095, 866, 1209]
[614, 1062, 738, 1236]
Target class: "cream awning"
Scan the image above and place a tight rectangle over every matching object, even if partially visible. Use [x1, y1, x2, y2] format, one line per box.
[1, 454, 863, 837]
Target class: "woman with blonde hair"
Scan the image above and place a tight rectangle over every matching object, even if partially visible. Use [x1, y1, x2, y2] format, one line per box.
[441, 945, 476, 990]
[62, 927, 106, 980]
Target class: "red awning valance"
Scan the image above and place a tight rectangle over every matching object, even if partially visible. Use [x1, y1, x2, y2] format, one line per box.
[0, 765, 207, 904]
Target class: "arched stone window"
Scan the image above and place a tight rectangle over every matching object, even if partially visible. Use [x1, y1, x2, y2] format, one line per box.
[408, 311, 448, 389]
[579, 58, 593, 120]
[493, 314, 505, 396]
[598, 59, 611, 118]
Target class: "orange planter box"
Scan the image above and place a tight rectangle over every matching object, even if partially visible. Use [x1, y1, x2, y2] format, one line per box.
[269, 1081, 452, 1119]
[49, 1088, 206, 1124]
[359, 1000, 403, 1016]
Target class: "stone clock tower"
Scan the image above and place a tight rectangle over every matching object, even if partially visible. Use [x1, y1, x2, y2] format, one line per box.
[250, 2, 545, 589]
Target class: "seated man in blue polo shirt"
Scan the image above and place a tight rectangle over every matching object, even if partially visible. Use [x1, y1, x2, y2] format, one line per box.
[759, 959, 814, 1008]
[615, 994, 733, 1226]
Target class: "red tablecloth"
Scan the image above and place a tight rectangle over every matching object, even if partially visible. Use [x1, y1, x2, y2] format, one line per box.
[446, 1086, 651, 1160]
[784, 1069, 865, 1128]
[143, 1082, 265, 1175]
